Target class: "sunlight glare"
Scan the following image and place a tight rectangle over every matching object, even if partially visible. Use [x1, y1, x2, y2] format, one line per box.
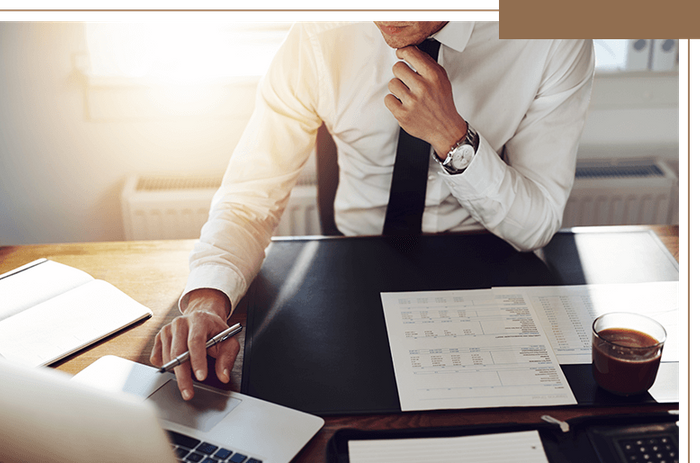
[85, 22, 291, 84]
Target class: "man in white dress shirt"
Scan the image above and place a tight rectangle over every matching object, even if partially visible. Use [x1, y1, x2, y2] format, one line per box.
[150, 21, 595, 400]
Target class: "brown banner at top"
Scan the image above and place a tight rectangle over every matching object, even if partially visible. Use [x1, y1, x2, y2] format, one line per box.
[500, 0, 700, 39]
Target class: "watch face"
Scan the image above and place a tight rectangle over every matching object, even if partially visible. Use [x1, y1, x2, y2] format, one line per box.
[450, 145, 474, 169]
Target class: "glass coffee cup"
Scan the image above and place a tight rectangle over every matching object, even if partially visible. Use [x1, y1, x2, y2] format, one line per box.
[591, 312, 666, 396]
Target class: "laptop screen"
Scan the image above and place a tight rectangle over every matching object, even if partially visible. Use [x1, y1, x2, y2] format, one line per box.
[0, 359, 177, 463]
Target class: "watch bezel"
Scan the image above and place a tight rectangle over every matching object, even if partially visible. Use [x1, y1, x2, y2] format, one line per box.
[446, 144, 473, 170]
[440, 124, 479, 174]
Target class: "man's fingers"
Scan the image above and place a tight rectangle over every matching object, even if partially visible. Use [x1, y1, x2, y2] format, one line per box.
[170, 317, 199, 400]
[387, 77, 410, 102]
[384, 93, 403, 115]
[214, 338, 241, 384]
[174, 363, 194, 401]
[396, 45, 437, 75]
[187, 320, 210, 383]
[152, 324, 174, 366]
[390, 58, 435, 111]
[149, 295, 237, 402]
[150, 332, 163, 366]
[157, 327, 194, 401]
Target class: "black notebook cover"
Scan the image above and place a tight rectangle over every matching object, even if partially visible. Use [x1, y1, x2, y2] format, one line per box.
[241, 230, 678, 415]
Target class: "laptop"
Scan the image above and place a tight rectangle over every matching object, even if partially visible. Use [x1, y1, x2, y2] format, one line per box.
[0, 356, 323, 463]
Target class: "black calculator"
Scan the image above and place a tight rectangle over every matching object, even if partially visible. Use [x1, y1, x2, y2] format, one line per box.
[587, 421, 679, 463]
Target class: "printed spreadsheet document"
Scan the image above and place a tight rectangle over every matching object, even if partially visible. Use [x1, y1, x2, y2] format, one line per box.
[380, 282, 678, 412]
[380, 288, 576, 412]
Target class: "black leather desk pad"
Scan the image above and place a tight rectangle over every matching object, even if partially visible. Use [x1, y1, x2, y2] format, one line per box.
[240, 230, 679, 415]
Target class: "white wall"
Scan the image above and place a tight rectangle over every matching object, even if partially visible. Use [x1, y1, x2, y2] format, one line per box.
[579, 72, 679, 170]
[0, 23, 680, 245]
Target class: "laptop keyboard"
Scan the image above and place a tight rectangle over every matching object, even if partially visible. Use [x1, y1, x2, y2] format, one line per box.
[168, 430, 264, 463]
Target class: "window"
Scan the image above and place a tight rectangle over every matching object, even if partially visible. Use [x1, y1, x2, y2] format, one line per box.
[84, 27, 680, 81]
[80, 22, 293, 119]
[593, 39, 679, 73]
[79, 27, 679, 120]
[84, 22, 293, 84]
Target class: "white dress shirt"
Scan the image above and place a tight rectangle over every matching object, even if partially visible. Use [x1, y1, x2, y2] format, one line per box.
[182, 22, 595, 313]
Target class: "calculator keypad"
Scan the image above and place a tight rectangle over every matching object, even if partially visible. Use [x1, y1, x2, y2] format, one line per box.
[616, 434, 678, 463]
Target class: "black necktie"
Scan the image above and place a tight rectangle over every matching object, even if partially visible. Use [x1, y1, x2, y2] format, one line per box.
[382, 39, 441, 235]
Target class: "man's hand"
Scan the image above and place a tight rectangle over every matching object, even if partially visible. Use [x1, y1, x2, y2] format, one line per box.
[384, 45, 467, 159]
[150, 288, 238, 401]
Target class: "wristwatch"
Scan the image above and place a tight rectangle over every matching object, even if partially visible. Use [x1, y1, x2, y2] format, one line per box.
[435, 123, 480, 175]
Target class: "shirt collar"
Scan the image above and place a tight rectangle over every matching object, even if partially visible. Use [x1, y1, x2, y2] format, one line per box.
[431, 22, 474, 53]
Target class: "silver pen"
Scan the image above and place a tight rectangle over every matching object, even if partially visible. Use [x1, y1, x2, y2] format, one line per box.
[158, 323, 243, 373]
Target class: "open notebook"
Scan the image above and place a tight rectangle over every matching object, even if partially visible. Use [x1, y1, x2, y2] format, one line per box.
[0, 259, 152, 366]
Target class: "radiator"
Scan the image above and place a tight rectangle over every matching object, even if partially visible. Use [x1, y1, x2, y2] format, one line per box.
[121, 174, 320, 240]
[122, 158, 677, 240]
[562, 158, 678, 227]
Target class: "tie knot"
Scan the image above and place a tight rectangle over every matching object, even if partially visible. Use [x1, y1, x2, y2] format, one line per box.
[418, 39, 441, 61]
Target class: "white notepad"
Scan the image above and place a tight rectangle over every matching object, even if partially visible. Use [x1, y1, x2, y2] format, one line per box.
[0, 259, 152, 367]
[348, 430, 548, 463]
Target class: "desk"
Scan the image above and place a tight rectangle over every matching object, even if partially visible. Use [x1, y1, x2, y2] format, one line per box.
[0, 225, 680, 462]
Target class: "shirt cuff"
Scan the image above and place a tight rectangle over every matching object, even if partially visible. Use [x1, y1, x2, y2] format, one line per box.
[178, 264, 248, 320]
[436, 134, 507, 199]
